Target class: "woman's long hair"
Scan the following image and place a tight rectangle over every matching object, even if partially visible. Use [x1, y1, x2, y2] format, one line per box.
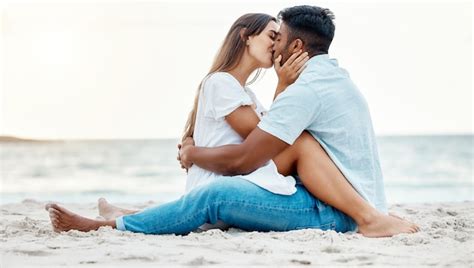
[181, 13, 276, 142]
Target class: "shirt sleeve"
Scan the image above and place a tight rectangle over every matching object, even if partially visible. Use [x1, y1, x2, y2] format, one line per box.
[245, 88, 267, 118]
[202, 73, 253, 120]
[257, 85, 321, 145]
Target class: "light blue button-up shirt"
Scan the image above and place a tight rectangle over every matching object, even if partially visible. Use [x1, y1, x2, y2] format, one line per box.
[258, 54, 387, 213]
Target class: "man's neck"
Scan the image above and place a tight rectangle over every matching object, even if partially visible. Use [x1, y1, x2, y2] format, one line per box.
[308, 51, 328, 58]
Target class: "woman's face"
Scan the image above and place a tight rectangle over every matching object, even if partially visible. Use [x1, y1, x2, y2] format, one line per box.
[247, 21, 279, 68]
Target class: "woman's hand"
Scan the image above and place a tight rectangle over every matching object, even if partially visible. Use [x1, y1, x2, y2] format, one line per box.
[273, 50, 309, 99]
[177, 137, 195, 171]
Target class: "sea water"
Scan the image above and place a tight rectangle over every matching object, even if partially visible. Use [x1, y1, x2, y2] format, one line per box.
[1, 135, 472, 204]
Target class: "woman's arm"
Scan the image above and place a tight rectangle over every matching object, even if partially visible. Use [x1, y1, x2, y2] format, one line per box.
[225, 105, 260, 139]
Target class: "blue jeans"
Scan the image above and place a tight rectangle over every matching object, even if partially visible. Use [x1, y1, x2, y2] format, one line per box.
[116, 177, 357, 234]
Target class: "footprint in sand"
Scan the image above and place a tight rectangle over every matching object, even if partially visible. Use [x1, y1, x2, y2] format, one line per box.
[186, 256, 218, 266]
[11, 249, 51, 256]
[320, 246, 342, 253]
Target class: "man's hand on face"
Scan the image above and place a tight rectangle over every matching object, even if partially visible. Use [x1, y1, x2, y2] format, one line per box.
[274, 50, 309, 89]
[177, 137, 195, 172]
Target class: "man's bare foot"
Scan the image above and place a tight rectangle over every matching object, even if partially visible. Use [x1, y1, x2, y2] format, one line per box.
[45, 203, 115, 232]
[357, 212, 420, 238]
[98, 198, 138, 220]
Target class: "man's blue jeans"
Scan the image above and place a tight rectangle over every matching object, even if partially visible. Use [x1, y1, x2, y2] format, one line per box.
[116, 177, 357, 234]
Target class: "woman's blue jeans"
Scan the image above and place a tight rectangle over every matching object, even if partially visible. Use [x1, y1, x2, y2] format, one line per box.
[116, 177, 357, 234]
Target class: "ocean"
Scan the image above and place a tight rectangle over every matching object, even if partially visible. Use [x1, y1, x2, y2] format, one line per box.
[1, 135, 472, 205]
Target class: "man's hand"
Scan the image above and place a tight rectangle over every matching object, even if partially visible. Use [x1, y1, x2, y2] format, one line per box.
[178, 137, 195, 171]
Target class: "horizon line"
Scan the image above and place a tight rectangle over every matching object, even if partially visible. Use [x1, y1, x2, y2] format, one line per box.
[1, 133, 473, 142]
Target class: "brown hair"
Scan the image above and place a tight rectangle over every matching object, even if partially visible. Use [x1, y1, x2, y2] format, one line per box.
[181, 13, 276, 141]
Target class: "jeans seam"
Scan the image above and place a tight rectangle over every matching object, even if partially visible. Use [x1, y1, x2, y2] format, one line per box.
[149, 200, 319, 233]
[295, 221, 335, 230]
[148, 206, 210, 234]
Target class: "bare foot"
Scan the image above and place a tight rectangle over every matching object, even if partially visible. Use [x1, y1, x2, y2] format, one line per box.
[45, 203, 115, 232]
[98, 198, 138, 220]
[389, 212, 421, 231]
[357, 212, 420, 238]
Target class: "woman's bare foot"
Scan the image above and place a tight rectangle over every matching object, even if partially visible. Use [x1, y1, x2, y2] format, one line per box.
[98, 198, 138, 220]
[357, 211, 420, 238]
[388, 212, 421, 232]
[45, 203, 115, 232]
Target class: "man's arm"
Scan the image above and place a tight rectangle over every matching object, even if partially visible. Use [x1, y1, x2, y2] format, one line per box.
[181, 127, 288, 176]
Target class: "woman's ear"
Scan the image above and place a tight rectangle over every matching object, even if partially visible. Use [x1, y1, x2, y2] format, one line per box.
[239, 28, 248, 43]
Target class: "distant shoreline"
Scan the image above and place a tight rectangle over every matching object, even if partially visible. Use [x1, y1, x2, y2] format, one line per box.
[0, 134, 472, 143]
[0, 136, 50, 143]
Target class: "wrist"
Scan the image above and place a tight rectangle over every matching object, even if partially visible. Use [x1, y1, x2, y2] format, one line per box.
[276, 82, 287, 92]
[186, 145, 196, 162]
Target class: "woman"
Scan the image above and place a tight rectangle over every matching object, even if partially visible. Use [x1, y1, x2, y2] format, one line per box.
[47, 13, 418, 237]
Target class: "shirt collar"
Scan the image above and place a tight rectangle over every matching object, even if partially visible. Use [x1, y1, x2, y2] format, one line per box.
[306, 53, 330, 67]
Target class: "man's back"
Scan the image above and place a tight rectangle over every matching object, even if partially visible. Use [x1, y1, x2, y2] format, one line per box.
[258, 54, 387, 212]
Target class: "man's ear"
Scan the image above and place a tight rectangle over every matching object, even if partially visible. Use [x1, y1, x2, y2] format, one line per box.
[289, 39, 304, 53]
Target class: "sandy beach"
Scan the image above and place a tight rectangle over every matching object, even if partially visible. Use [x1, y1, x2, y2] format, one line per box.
[0, 200, 473, 267]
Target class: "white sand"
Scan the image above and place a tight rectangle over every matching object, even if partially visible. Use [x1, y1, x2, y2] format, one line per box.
[1, 199, 473, 267]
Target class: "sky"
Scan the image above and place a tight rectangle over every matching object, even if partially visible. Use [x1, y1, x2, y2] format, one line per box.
[0, 0, 472, 139]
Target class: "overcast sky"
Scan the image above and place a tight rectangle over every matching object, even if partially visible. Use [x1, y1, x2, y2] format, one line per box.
[0, 0, 472, 139]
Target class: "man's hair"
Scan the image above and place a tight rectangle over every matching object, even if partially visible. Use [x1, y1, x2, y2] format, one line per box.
[278, 5, 335, 54]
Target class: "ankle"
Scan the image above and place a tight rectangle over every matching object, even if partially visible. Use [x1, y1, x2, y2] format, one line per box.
[353, 209, 380, 226]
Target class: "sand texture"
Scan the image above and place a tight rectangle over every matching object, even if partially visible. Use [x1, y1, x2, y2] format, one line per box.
[1, 200, 473, 267]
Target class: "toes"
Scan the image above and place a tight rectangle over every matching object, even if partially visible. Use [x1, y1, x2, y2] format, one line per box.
[48, 209, 61, 230]
[51, 204, 76, 216]
[49, 208, 60, 219]
[46, 203, 62, 212]
[48, 209, 56, 218]
[50, 216, 59, 225]
[45, 203, 56, 211]
[52, 217, 59, 226]
[410, 225, 420, 233]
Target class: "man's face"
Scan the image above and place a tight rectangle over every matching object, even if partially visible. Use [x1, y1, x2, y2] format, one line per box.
[273, 22, 292, 65]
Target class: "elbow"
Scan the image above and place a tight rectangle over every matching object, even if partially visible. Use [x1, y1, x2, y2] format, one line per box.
[222, 153, 259, 176]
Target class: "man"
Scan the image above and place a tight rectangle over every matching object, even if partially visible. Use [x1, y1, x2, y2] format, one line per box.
[46, 5, 418, 237]
[178, 5, 418, 236]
